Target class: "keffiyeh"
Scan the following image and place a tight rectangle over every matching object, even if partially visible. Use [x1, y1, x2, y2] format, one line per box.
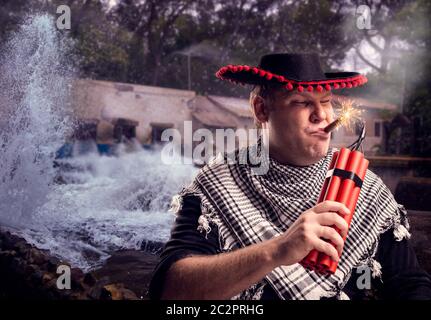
[175, 137, 410, 300]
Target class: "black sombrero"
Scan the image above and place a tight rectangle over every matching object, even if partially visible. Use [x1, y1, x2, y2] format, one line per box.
[215, 53, 368, 92]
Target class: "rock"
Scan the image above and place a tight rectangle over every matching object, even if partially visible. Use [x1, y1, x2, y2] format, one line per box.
[83, 273, 97, 286]
[42, 272, 55, 284]
[46, 277, 59, 290]
[15, 241, 31, 255]
[30, 269, 44, 285]
[70, 268, 85, 290]
[1, 232, 17, 249]
[24, 264, 37, 276]
[103, 284, 138, 300]
[46, 257, 61, 272]
[123, 289, 139, 300]
[93, 250, 159, 299]
[0, 250, 17, 261]
[87, 284, 112, 300]
[11, 257, 26, 275]
[28, 248, 47, 265]
[70, 268, 84, 282]
[0, 231, 161, 300]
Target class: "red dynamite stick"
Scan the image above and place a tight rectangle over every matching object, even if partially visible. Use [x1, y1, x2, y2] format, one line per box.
[315, 148, 351, 272]
[301, 149, 350, 271]
[324, 148, 351, 200]
[328, 157, 369, 273]
[317, 151, 364, 272]
[301, 151, 339, 269]
[344, 158, 369, 228]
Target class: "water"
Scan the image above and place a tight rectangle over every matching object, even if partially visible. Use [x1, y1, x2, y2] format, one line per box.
[0, 14, 74, 227]
[0, 15, 196, 271]
[22, 146, 196, 271]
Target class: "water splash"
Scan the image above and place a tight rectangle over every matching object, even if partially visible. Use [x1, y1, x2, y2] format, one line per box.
[0, 14, 197, 271]
[26, 148, 196, 271]
[0, 14, 74, 227]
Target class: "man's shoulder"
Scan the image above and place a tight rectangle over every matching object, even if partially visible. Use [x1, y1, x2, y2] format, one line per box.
[363, 168, 389, 191]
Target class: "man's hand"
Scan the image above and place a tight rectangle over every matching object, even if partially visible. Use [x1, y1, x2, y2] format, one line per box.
[268, 200, 350, 267]
[161, 200, 350, 299]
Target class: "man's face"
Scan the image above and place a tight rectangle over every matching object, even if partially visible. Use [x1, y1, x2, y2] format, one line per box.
[265, 89, 334, 166]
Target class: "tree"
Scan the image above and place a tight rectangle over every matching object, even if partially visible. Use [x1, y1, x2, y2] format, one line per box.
[352, 0, 417, 75]
[110, 0, 206, 85]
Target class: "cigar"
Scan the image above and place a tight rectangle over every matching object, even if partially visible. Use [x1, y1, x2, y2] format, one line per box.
[324, 118, 342, 133]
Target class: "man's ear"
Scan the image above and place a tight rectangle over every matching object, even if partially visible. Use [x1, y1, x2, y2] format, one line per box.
[252, 96, 270, 126]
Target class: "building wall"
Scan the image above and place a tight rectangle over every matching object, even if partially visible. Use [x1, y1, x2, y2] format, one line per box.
[71, 79, 195, 144]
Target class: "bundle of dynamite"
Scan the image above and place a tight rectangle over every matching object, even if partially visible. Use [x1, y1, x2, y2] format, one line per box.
[300, 99, 368, 274]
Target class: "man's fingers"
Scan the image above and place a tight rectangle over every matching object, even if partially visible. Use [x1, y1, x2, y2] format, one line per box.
[314, 200, 350, 216]
[316, 212, 349, 238]
[317, 226, 344, 255]
[313, 237, 340, 262]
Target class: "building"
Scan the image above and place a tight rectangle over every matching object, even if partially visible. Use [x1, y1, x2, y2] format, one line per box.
[71, 79, 397, 156]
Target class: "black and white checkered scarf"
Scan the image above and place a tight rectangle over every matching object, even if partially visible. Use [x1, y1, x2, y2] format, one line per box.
[176, 138, 410, 300]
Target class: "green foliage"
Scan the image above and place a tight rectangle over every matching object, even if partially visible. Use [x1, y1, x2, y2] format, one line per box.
[76, 26, 130, 81]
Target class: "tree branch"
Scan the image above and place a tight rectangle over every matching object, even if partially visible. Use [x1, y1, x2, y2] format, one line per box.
[364, 31, 384, 52]
[354, 45, 384, 73]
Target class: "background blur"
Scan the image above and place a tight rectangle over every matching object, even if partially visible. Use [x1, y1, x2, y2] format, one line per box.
[0, 0, 430, 300]
[1, 0, 430, 156]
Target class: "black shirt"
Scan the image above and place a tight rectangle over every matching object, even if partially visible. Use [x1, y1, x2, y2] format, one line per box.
[149, 195, 431, 300]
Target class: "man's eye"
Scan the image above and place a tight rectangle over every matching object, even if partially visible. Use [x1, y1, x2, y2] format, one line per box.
[293, 101, 307, 105]
[321, 100, 331, 104]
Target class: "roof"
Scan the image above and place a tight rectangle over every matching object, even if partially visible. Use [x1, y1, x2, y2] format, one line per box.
[75, 78, 196, 98]
[207, 95, 253, 118]
[188, 96, 240, 128]
[73, 79, 196, 121]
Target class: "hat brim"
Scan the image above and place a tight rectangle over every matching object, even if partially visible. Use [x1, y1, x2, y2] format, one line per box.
[215, 65, 368, 92]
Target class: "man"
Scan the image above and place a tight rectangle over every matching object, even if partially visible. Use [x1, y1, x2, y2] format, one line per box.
[149, 53, 431, 300]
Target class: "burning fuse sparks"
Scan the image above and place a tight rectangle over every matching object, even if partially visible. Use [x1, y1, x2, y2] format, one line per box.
[324, 99, 363, 133]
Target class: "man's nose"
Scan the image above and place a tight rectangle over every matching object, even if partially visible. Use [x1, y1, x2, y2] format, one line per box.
[310, 103, 327, 123]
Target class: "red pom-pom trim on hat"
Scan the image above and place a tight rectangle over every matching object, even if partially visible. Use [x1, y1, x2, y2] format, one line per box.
[215, 64, 369, 91]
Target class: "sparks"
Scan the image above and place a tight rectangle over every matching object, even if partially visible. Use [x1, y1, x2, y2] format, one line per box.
[324, 99, 363, 133]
